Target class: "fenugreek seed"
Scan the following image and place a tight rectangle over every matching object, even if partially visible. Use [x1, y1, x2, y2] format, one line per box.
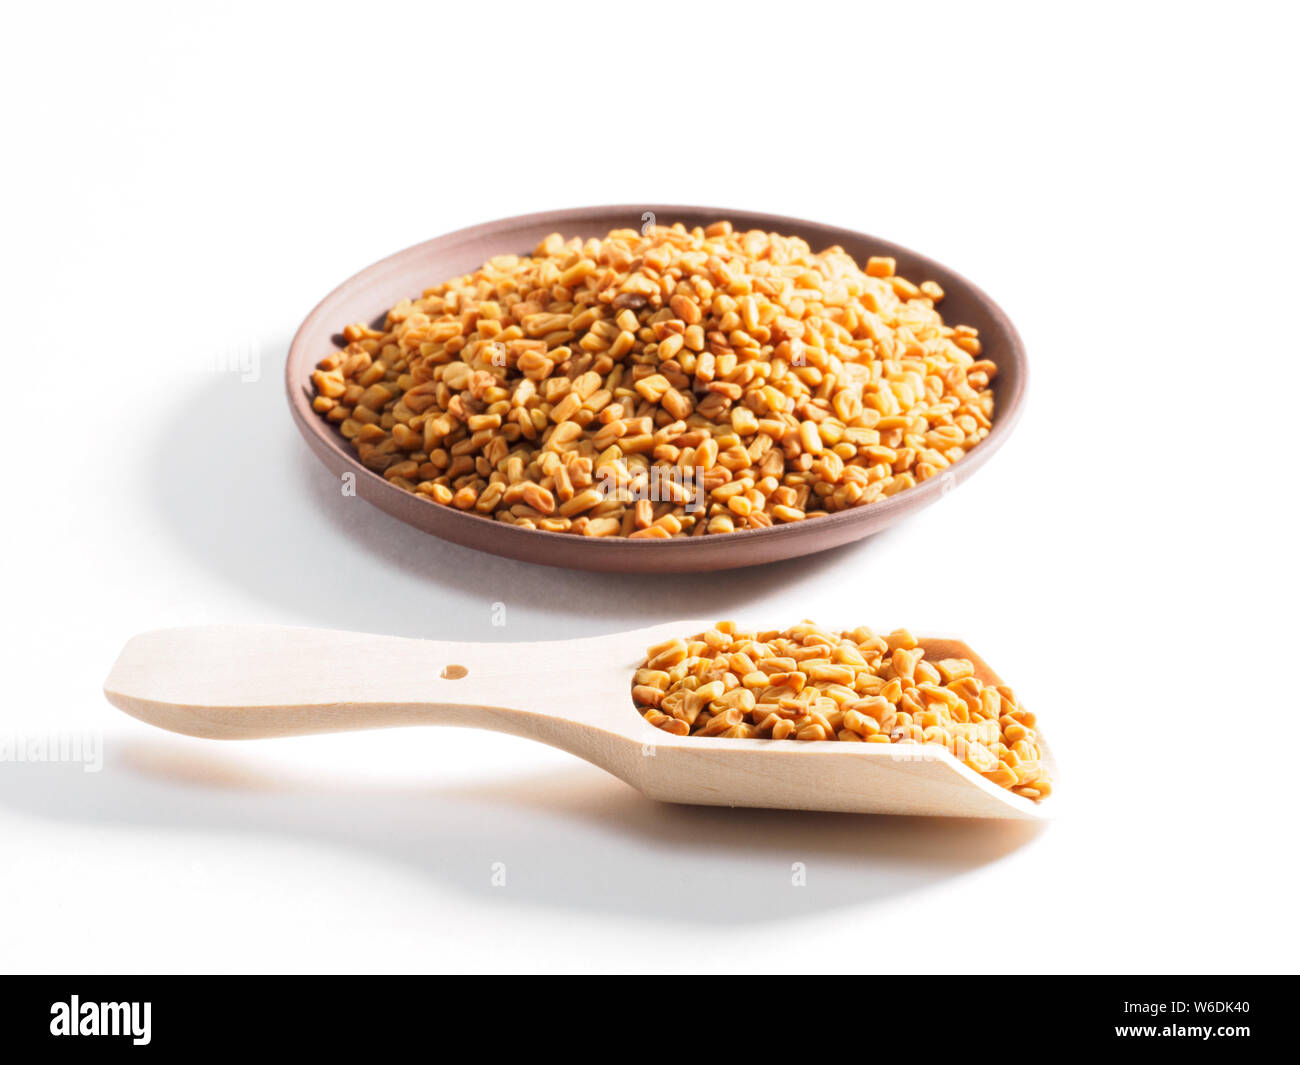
[313, 225, 990, 537]
[653, 715, 690, 737]
[798, 420, 823, 455]
[629, 623, 1051, 800]
[839, 709, 877, 737]
[634, 374, 671, 403]
[670, 293, 702, 324]
[891, 647, 919, 681]
[658, 333, 684, 361]
[423, 482, 453, 505]
[583, 516, 622, 536]
[645, 638, 687, 670]
[807, 663, 855, 685]
[631, 684, 664, 708]
[521, 482, 556, 515]
[886, 628, 917, 651]
[558, 488, 603, 516]
[771, 718, 795, 740]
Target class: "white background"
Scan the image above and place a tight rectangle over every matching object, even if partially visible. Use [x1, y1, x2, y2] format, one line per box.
[2, 1, 1296, 974]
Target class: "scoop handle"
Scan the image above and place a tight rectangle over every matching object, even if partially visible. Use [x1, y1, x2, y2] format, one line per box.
[103, 625, 574, 740]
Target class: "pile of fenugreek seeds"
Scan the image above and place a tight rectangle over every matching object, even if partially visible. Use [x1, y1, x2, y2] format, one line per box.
[310, 222, 995, 537]
[632, 622, 1051, 801]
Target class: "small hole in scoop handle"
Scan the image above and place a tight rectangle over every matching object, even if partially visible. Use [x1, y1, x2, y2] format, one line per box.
[440, 664, 468, 680]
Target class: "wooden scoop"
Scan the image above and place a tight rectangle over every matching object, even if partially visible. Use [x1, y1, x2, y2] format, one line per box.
[103, 622, 1056, 820]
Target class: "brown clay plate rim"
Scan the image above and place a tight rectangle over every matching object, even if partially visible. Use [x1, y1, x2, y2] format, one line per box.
[286, 205, 1027, 572]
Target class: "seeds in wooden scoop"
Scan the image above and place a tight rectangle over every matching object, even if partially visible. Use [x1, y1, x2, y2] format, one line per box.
[310, 222, 995, 537]
[632, 621, 1051, 801]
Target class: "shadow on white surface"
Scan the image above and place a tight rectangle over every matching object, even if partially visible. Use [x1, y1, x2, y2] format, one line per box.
[146, 364, 899, 640]
[1, 737, 1043, 925]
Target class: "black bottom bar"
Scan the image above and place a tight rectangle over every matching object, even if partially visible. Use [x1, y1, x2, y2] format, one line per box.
[0, 976, 1284, 1052]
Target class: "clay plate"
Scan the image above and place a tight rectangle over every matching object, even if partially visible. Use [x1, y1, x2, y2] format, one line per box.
[286, 205, 1027, 572]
